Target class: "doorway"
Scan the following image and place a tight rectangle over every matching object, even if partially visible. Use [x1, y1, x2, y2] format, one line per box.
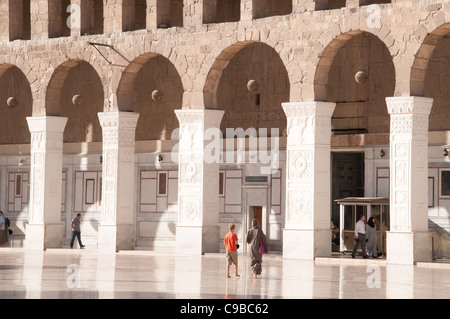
[331, 152, 365, 229]
[242, 186, 269, 254]
[251, 206, 263, 229]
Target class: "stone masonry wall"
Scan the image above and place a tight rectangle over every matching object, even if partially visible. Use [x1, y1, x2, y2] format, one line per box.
[0, 0, 449, 144]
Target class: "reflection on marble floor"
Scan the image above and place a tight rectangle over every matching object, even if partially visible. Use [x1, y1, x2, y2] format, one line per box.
[0, 248, 449, 299]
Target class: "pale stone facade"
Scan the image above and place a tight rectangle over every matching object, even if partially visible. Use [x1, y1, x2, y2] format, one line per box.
[1, 0, 450, 264]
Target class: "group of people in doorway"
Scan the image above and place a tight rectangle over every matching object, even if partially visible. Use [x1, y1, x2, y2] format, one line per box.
[352, 215, 378, 259]
[224, 219, 268, 279]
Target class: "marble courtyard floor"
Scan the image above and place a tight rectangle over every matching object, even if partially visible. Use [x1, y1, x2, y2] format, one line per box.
[0, 247, 449, 299]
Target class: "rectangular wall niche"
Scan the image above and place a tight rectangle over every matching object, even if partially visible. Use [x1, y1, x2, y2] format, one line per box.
[81, 0, 105, 35]
[315, 0, 391, 10]
[156, 0, 183, 28]
[253, 0, 292, 19]
[8, 0, 31, 40]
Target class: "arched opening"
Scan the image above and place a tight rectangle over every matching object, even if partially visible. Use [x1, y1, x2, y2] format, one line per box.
[46, 60, 104, 143]
[0, 65, 32, 144]
[410, 23, 450, 260]
[412, 23, 450, 131]
[117, 53, 183, 141]
[204, 42, 290, 137]
[315, 31, 395, 134]
[315, 31, 395, 244]
[425, 33, 450, 131]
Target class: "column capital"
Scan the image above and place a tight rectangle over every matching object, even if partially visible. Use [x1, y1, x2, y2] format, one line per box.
[26, 116, 68, 133]
[98, 111, 139, 129]
[386, 96, 433, 115]
[175, 109, 224, 127]
[282, 101, 336, 118]
[282, 101, 335, 146]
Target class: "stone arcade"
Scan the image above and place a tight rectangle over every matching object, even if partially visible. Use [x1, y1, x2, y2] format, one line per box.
[1, 0, 450, 265]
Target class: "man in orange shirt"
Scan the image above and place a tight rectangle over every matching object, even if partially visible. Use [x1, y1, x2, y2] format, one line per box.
[224, 223, 240, 278]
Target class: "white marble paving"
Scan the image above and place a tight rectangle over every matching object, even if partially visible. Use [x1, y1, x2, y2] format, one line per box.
[0, 248, 449, 299]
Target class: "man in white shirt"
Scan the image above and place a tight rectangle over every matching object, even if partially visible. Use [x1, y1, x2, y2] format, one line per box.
[352, 215, 368, 258]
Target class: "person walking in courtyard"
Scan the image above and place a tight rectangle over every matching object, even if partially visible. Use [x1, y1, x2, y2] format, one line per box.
[0, 211, 8, 247]
[352, 215, 368, 258]
[366, 217, 378, 258]
[246, 219, 268, 279]
[224, 223, 240, 278]
[70, 213, 85, 249]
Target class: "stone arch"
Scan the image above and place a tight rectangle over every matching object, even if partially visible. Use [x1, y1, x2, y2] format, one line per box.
[314, 30, 395, 134]
[302, 7, 397, 100]
[116, 52, 184, 141]
[45, 59, 104, 143]
[204, 41, 290, 136]
[412, 22, 450, 131]
[36, 43, 111, 115]
[0, 55, 39, 115]
[0, 64, 32, 144]
[410, 22, 450, 97]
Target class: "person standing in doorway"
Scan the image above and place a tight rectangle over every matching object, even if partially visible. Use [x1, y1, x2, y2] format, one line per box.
[366, 217, 378, 258]
[224, 223, 240, 278]
[70, 213, 85, 249]
[352, 215, 368, 258]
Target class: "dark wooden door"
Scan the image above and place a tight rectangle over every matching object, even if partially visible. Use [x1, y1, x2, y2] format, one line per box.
[253, 206, 263, 229]
[331, 153, 364, 224]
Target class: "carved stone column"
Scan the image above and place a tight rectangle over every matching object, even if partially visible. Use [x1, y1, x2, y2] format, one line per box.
[386, 96, 433, 264]
[282, 101, 336, 259]
[98, 112, 139, 252]
[175, 109, 224, 255]
[25, 116, 68, 250]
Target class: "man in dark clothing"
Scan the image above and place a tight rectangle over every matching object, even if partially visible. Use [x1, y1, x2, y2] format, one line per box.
[70, 213, 85, 249]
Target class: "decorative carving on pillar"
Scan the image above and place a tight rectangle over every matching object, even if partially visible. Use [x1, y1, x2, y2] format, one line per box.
[30, 151, 44, 224]
[174, 109, 224, 254]
[282, 101, 336, 235]
[180, 154, 202, 185]
[180, 197, 201, 225]
[98, 112, 139, 227]
[26, 116, 68, 249]
[386, 96, 433, 233]
[283, 102, 335, 146]
[175, 109, 224, 229]
[287, 191, 313, 225]
[288, 150, 313, 181]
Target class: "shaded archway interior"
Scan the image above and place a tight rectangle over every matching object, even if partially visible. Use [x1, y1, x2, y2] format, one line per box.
[419, 27, 450, 131]
[0, 65, 32, 144]
[116, 53, 183, 141]
[45, 60, 104, 143]
[205, 42, 290, 137]
[315, 31, 395, 134]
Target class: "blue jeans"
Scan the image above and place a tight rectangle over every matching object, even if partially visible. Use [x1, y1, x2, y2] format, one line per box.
[70, 231, 83, 248]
